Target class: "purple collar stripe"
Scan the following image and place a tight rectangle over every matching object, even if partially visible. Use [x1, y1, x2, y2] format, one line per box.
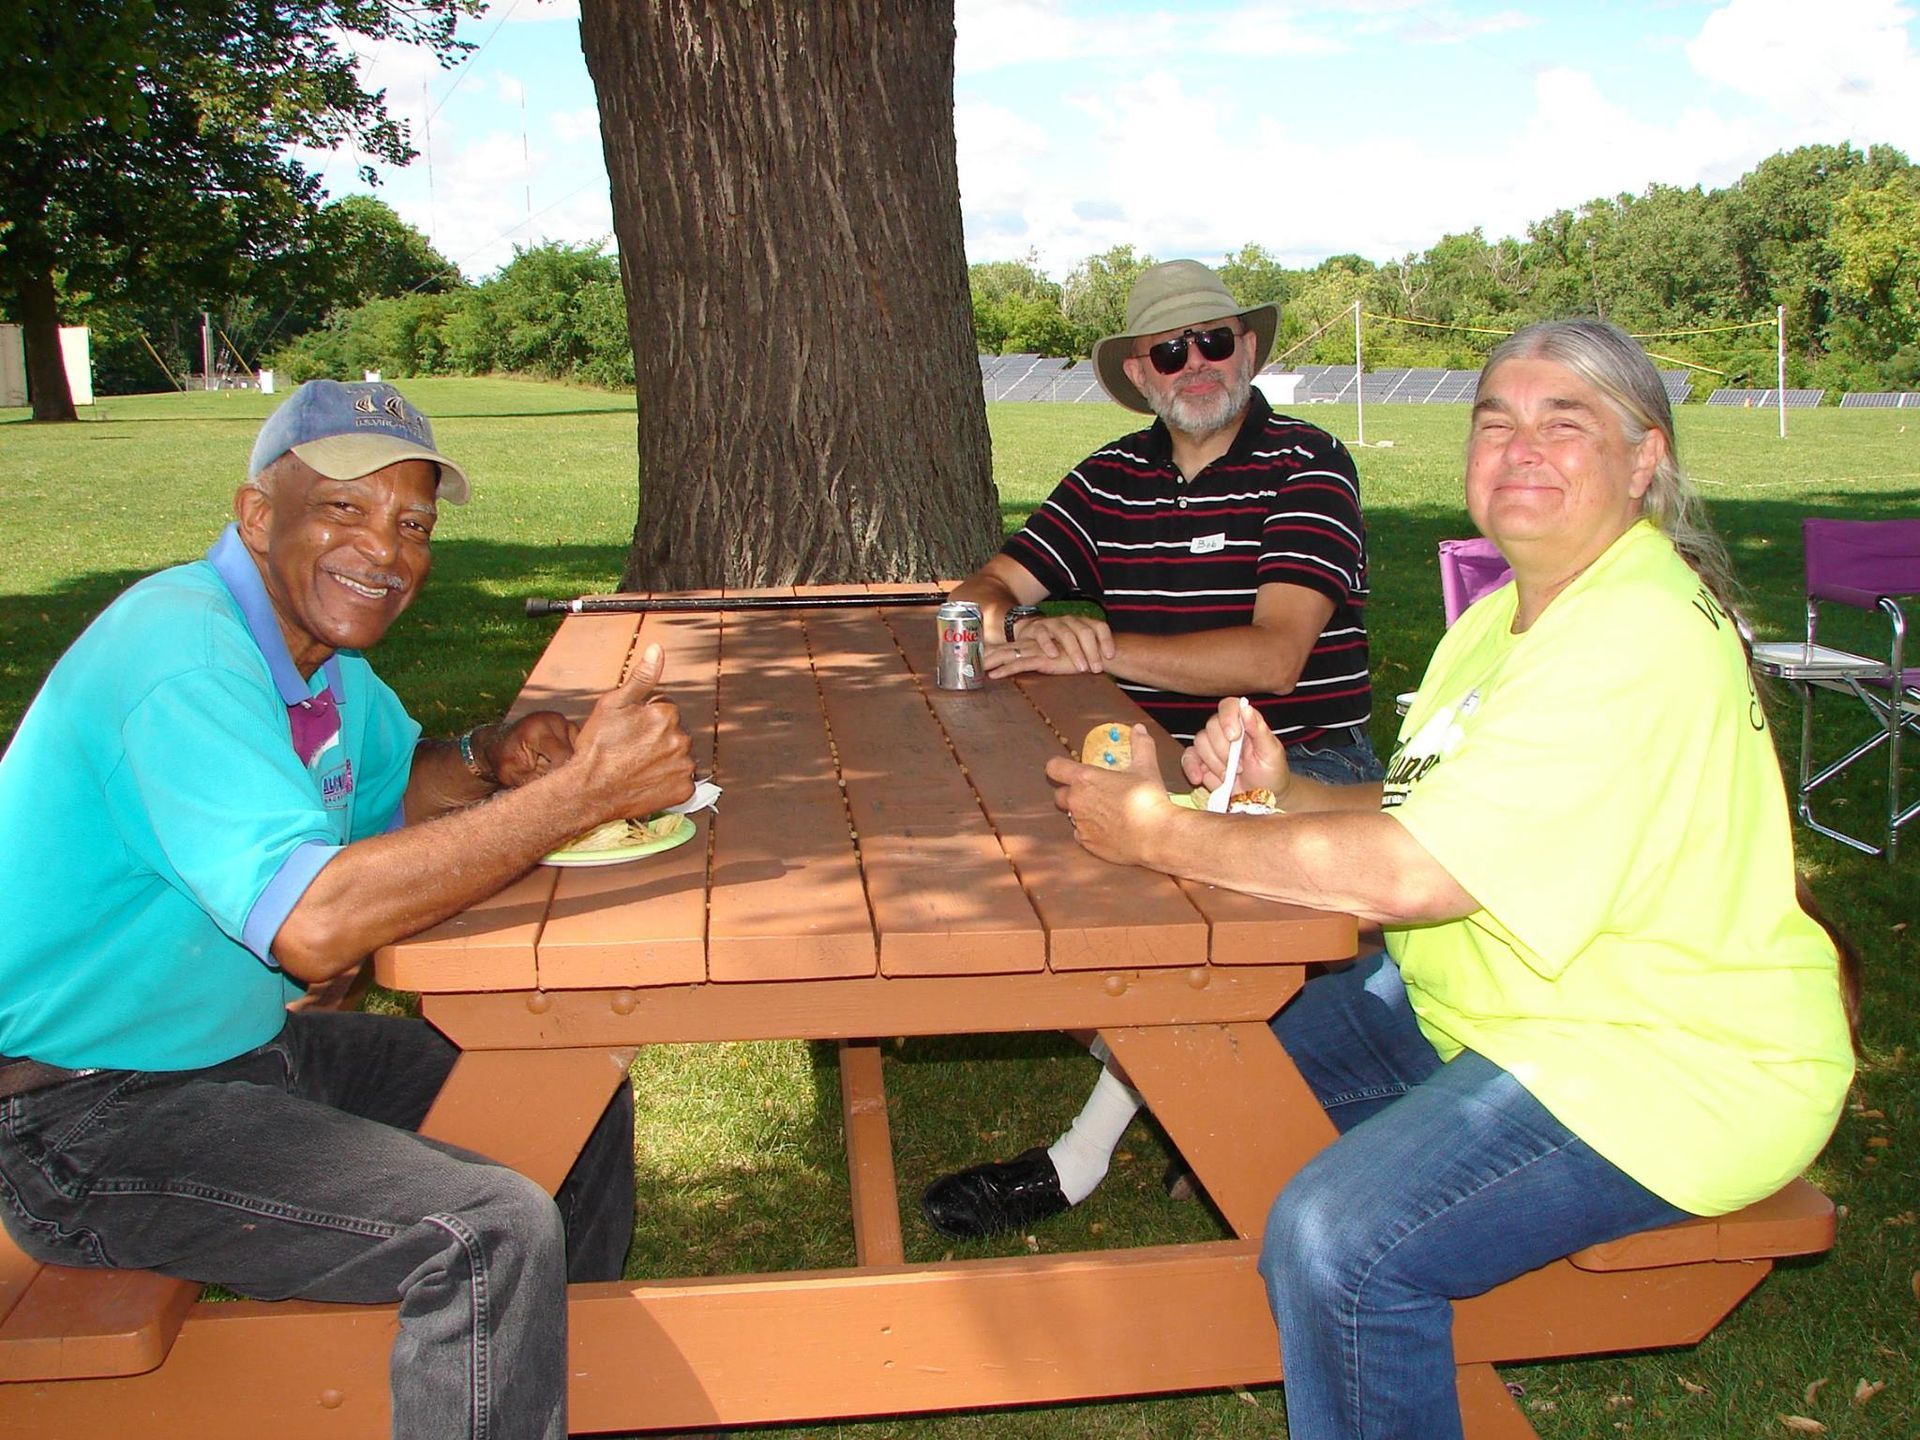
[204, 525, 345, 763]
[287, 691, 342, 767]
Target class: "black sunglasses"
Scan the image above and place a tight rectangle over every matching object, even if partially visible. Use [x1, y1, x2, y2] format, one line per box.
[1143, 325, 1241, 375]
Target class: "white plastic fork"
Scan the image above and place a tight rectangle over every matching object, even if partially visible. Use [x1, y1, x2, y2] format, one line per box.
[1207, 731, 1243, 814]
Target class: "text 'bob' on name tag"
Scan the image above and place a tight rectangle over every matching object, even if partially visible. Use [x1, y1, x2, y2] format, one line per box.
[1190, 532, 1226, 555]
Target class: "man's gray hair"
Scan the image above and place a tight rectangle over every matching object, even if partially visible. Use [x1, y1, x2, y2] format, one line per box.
[246, 452, 305, 498]
[1476, 319, 1740, 619]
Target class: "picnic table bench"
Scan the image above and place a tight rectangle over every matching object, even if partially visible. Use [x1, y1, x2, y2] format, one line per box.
[0, 589, 1837, 1438]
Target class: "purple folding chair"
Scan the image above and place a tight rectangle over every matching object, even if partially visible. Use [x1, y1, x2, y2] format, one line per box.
[1396, 538, 1516, 714]
[1751, 518, 1920, 859]
[1437, 536, 1514, 624]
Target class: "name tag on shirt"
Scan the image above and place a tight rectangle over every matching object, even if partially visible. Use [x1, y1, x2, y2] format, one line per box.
[1190, 532, 1226, 555]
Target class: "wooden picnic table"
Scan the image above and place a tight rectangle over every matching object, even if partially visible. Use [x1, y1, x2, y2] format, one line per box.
[0, 587, 1833, 1439]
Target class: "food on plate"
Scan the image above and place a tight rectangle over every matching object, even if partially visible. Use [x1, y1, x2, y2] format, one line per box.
[1081, 722, 1133, 769]
[1184, 783, 1281, 814]
[560, 813, 683, 853]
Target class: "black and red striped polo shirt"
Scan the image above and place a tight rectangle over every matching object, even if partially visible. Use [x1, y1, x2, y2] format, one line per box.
[1002, 391, 1371, 744]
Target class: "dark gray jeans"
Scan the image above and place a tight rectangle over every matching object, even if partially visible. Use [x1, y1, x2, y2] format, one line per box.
[0, 1010, 636, 1440]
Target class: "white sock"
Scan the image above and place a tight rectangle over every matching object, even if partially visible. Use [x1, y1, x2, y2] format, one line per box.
[1046, 1066, 1143, 1204]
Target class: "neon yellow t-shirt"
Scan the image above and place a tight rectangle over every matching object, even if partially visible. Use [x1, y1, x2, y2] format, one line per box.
[1383, 520, 1852, 1216]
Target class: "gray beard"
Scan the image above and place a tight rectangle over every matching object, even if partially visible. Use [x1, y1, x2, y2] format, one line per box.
[1147, 367, 1252, 442]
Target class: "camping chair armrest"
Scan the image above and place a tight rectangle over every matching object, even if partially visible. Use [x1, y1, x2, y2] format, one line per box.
[1811, 582, 1906, 611]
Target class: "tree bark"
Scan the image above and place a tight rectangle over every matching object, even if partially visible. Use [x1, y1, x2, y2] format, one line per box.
[15, 269, 77, 423]
[579, 0, 1000, 588]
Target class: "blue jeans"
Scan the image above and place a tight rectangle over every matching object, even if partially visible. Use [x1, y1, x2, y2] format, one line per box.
[0, 1010, 635, 1440]
[1286, 726, 1386, 787]
[1260, 953, 1687, 1440]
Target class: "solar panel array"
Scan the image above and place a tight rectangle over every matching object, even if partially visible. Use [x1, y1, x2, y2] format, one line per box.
[1839, 392, 1920, 409]
[973, 360, 1885, 412]
[1705, 388, 1826, 408]
[1659, 371, 1694, 405]
[978, 353, 1108, 402]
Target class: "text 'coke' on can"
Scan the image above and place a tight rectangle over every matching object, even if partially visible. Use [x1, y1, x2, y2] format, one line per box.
[935, 601, 985, 690]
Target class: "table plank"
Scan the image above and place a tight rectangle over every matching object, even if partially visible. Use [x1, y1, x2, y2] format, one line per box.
[1017, 671, 1359, 966]
[707, 612, 876, 981]
[808, 607, 1044, 977]
[536, 610, 720, 989]
[381, 612, 647, 992]
[506, 612, 641, 723]
[890, 612, 1208, 972]
[375, 869, 547, 992]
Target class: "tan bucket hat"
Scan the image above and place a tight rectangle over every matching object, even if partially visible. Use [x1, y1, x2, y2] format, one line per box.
[1093, 259, 1279, 414]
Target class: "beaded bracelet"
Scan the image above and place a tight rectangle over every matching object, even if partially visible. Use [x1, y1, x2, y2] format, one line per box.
[457, 727, 491, 783]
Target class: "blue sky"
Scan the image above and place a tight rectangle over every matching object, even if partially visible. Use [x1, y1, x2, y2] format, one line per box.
[313, 0, 1920, 282]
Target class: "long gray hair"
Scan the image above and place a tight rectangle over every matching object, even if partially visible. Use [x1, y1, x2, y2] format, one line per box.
[1476, 319, 1741, 620]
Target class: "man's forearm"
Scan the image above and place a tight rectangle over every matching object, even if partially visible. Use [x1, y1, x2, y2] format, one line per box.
[947, 574, 1023, 639]
[274, 770, 615, 982]
[1107, 625, 1314, 698]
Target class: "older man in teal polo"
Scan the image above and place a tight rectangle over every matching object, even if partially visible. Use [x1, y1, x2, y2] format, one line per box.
[0, 379, 693, 1440]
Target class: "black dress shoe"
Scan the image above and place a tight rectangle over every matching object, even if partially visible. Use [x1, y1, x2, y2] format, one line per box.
[921, 1147, 1070, 1239]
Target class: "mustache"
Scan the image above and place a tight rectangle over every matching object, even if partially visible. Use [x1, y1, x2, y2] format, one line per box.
[331, 567, 412, 595]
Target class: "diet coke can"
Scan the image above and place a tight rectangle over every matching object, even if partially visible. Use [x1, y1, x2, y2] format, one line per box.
[935, 601, 985, 690]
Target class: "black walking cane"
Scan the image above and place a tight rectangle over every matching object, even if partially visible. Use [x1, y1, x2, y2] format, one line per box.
[524, 591, 953, 618]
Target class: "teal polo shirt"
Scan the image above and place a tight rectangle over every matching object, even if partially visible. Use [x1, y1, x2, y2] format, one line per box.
[0, 526, 420, 1071]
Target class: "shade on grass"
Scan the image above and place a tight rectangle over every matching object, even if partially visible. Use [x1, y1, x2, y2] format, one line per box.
[2, 384, 1914, 1438]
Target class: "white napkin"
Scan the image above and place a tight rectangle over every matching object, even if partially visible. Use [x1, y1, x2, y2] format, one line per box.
[665, 779, 723, 816]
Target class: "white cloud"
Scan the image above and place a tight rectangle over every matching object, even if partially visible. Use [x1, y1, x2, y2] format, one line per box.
[549, 106, 602, 145]
[1403, 8, 1541, 45]
[415, 127, 613, 278]
[954, 0, 1345, 74]
[1686, 0, 1920, 150]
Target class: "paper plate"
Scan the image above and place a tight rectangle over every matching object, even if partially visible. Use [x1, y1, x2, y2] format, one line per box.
[542, 813, 697, 868]
[1169, 790, 1280, 815]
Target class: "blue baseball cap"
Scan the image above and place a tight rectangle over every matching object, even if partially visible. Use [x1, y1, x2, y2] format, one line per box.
[248, 379, 470, 503]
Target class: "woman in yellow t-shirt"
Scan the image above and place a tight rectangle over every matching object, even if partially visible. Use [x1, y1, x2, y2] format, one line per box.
[1049, 319, 1856, 1440]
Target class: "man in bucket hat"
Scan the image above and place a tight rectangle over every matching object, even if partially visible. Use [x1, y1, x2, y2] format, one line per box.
[0, 379, 694, 1439]
[925, 261, 1378, 1241]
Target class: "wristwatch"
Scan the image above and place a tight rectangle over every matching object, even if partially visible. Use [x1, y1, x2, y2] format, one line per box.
[1004, 605, 1042, 641]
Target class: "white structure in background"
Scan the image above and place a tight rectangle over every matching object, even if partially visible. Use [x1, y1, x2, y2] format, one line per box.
[0, 325, 24, 408]
[0, 324, 95, 408]
[363, 369, 382, 383]
[259, 369, 277, 395]
[1253, 371, 1302, 406]
[60, 328, 93, 405]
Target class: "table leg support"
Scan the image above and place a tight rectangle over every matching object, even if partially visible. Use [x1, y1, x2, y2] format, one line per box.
[417, 1046, 639, 1195]
[1456, 1361, 1541, 1440]
[839, 1040, 905, 1266]
[1102, 1018, 1336, 1239]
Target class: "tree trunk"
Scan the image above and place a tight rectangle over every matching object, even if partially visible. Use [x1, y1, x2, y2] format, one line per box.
[15, 269, 77, 423]
[578, 0, 1000, 588]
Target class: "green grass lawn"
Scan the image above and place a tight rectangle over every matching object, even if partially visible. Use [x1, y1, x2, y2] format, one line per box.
[2, 385, 1916, 1437]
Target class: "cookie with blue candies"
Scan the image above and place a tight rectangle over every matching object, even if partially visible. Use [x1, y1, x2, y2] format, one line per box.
[1080, 722, 1133, 770]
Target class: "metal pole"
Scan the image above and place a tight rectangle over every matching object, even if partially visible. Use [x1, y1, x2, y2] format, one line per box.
[1777, 305, 1787, 440]
[520, 90, 532, 233]
[202, 312, 214, 391]
[1353, 299, 1365, 448]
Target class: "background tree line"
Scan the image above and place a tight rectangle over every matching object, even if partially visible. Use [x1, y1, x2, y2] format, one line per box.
[31, 140, 1920, 401]
[977, 142, 1920, 395]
